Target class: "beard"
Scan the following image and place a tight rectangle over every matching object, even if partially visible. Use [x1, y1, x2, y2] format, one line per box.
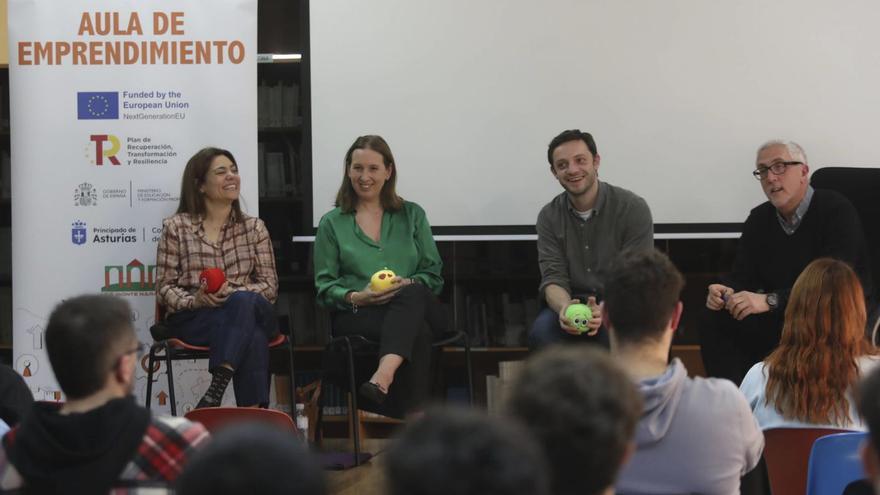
[563, 175, 596, 198]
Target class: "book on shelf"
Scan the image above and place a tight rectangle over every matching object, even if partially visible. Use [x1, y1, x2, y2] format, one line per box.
[314, 308, 331, 345]
[486, 360, 525, 416]
[257, 144, 298, 198]
[257, 81, 269, 128]
[284, 138, 298, 196]
[257, 81, 300, 129]
[0, 151, 10, 199]
[257, 142, 266, 194]
[283, 291, 331, 347]
[501, 292, 527, 346]
[485, 374, 499, 414]
[461, 289, 535, 347]
[281, 82, 300, 127]
[287, 370, 349, 417]
[0, 83, 7, 127]
[288, 292, 311, 345]
[0, 228, 10, 279]
[0, 287, 10, 347]
[263, 152, 286, 197]
[274, 292, 291, 334]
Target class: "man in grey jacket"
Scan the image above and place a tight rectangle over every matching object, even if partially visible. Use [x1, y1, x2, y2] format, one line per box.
[530, 129, 653, 349]
[605, 249, 763, 495]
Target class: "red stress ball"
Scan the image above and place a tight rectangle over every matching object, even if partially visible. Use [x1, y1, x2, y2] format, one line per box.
[199, 268, 226, 294]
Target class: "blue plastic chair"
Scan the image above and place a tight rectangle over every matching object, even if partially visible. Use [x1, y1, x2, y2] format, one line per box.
[805, 431, 868, 495]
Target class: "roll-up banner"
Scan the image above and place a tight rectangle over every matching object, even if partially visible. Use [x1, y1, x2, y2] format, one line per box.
[8, 0, 258, 412]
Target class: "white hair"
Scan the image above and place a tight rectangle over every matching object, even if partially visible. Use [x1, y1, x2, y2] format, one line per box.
[757, 139, 808, 164]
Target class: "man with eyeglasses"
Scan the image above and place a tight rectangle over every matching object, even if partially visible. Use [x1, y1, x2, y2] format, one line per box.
[0, 295, 210, 494]
[701, 140, 873, 384]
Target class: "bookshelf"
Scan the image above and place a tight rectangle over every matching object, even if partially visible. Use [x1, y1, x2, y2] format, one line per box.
[0, 66, 11, 360]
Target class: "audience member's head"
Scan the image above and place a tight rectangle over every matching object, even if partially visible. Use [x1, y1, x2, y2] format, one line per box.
[385, 406, 550, 495]
[506, 346, 642, 495]
[765, 257, 873, 426]
[604, 248, 685, 347]
[858, 366, 880, 488]
[175, 423, 325, 495]
[45, 294, 138, 400]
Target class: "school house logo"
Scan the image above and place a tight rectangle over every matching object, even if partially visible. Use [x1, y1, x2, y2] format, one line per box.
[101, 259, 157, 295]
[74, 182, 98, 206]
[71, 220, 87, 245]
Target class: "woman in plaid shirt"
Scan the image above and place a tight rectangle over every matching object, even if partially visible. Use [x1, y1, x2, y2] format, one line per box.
[156, 147, 279, 409]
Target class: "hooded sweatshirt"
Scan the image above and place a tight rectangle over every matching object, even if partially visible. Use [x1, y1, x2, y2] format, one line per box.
[616, 359, 764, 495]
[2, 397, 150, 494]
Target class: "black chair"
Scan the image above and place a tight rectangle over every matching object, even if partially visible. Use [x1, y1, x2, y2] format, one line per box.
[811, 167, 880, 333]
[315, 329, 473, 467]
[145, 305, 296, 418]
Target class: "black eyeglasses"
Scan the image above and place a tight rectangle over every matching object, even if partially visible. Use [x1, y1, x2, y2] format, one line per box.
[752, 161, 803, 180]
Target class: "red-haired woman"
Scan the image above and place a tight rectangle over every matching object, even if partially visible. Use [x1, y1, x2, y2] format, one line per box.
[740, 258, 879, 429]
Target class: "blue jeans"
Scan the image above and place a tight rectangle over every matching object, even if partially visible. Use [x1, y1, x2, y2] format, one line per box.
[166, 291, 277, 406]
[528, 307, 609, 350]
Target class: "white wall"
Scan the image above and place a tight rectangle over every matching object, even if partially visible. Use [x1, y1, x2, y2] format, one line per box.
[311, 0, 880, 229]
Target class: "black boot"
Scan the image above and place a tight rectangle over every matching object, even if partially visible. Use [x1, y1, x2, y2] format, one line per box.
[196, 366, 233, 409]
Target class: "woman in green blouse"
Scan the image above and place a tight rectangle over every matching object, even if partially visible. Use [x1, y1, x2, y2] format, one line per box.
[314, 135, 445, 412]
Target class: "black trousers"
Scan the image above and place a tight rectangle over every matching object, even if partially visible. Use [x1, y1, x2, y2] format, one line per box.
[331, 283, 447, 411]
[699, 307, 784, 385]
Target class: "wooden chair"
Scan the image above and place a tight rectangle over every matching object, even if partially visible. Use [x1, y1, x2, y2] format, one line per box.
[763, 427, 849, 495]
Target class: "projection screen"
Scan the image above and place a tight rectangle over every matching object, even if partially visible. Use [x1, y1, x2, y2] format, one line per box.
[310, 0, 880, 233]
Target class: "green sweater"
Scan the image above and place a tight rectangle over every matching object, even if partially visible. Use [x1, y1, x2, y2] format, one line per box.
[314, 201, 444, 310]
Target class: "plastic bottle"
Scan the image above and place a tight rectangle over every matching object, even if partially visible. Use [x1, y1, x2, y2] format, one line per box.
[295, 403, 309, 443]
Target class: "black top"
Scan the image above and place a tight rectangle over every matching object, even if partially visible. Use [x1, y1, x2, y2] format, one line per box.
[4, 397, 150, 494]
[726, 188, 874, 313]
[0, 364, 33, 427]
[843, 479, 875, 495]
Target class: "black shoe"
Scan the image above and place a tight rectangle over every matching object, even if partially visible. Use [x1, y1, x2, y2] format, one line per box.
[358, 381, 387, 405]
[149, 322, 173, 341]
[195, 367, 233, 409]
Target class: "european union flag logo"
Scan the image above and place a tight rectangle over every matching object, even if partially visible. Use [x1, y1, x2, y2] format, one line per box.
[77, 92, 119, 120]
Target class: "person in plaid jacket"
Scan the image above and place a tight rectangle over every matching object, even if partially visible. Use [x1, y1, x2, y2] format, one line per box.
[0, 295, 209, 494]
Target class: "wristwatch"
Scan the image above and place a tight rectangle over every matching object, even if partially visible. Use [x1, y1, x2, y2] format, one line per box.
[766, 292, 779, 311]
